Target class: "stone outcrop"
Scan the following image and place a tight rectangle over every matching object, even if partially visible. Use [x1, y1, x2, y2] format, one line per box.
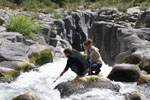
[0, 32, 53, 82]
[135, 11, 150, 28]
[55, 76, 120, 97]
[107, 64, 141, 82]
[0, 8, 150, 83]
[88, 21, 124, 65]
[89, 19, 150, 67]
[125, 92, 148, 100]
[137, 75, 150, 85]
[13, 92, 40, 100]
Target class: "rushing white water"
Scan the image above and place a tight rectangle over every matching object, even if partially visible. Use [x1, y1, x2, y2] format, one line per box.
[0, 58, 149, 100]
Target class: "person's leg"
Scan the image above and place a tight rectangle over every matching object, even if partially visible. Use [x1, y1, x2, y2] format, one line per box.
[90, 64, 102, 75]
[70, 65, 81, 80]
[74, 74, 81, 80]
[95, 68, 100, 75]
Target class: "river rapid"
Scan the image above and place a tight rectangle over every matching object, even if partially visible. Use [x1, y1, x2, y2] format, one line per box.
[0, 58, 150, 100]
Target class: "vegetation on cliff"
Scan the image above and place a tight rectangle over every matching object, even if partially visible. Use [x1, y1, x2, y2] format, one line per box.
[0, 0, 150, 13]
[6, 15, 41, 40]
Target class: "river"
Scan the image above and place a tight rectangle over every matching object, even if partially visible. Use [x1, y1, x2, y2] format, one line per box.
[0, 58, 150, 100]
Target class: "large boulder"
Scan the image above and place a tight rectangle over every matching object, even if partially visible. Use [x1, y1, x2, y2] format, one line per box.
[28, 44, 53, 65]
[137, 75, 150, 85]
[107, 64, 141, 82]
[139, 50, 150, 74]
[115, 28, 150, 65]
[135, 11, 150, 28]
[13, 92, 40, 100]
[55, 76, 120, 97]
[0, 32, 53, 82]
[125, 92, 148, 100]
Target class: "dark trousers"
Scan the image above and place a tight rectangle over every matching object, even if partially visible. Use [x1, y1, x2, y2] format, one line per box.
[88, 64, 102, 75]
[70, 65, 88, 76]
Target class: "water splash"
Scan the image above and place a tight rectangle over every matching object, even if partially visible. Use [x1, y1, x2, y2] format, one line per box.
[0, 58, 149, 100]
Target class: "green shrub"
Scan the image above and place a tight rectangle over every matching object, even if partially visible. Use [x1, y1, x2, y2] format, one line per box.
[53, 12, 63, 19]
[6, 15, 40, 40]
[140, 1, 150, 11]
[51, 0, 69, 7]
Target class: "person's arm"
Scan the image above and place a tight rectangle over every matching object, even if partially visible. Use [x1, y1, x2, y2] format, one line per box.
[60, 69, 67, 76]
[60, 59, 71, 76]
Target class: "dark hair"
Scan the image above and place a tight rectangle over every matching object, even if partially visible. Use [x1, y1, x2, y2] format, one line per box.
[63, 48, 72, 54]
[83, 39, 92, 46]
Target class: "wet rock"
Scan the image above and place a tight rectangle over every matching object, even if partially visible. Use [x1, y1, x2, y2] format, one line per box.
[55, 76, 120, 97]
[139, 50, 150, 74]
[28, 44, 53, 65]
[108, 64, 141, 82]
[125, 91, 148, 100]
[137, 75, 150, 85]
[135, 11, 150, 28]
[13, 92, 40, 100]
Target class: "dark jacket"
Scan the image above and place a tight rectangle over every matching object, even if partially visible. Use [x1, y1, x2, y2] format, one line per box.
[65, 49, 89, 75]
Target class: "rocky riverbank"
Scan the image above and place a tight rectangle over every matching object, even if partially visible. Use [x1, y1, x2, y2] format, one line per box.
[1, 6, 150, 99]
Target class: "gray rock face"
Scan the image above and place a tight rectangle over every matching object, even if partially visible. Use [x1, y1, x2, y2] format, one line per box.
[88, 19, 150, 67]
[55, 76, 120, 97]
[0, 32, 29, 64]
[0, 32, 53, 81]
[135, 11, 150, 28]
[88, 21, 124, 65]
[108, 64, 141, 82]
[63, 12, 95, 50]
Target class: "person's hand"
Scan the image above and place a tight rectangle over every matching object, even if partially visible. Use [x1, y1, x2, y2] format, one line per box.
[60, 72, 64, 76]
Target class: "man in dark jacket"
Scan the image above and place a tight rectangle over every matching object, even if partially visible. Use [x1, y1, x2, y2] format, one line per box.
[60, 48, 89, 80]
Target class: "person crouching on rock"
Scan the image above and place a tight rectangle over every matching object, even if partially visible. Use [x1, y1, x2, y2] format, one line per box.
[60, 48, 89, 80]
[83, 39, 103, 75]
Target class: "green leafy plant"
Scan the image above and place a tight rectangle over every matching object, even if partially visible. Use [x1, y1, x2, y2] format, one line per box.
[140, 1, 150, 11]
[53, 12, 63, 19]
[6, 15, 41, 40]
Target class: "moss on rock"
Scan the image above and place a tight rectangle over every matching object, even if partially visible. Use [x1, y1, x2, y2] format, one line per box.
[29, 49, 53, 65]
[137, 75, 150, 85]
[76, 75, 100, 83]
[13, 92, 40, 100]
[0, 62, 32, 81]
[1, 70, 19, 80]
[15, 62, 33, 72]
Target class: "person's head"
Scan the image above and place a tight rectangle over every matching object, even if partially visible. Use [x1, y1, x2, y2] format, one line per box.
[83, 39, 92, 50]
[63, 48, 72, 58]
